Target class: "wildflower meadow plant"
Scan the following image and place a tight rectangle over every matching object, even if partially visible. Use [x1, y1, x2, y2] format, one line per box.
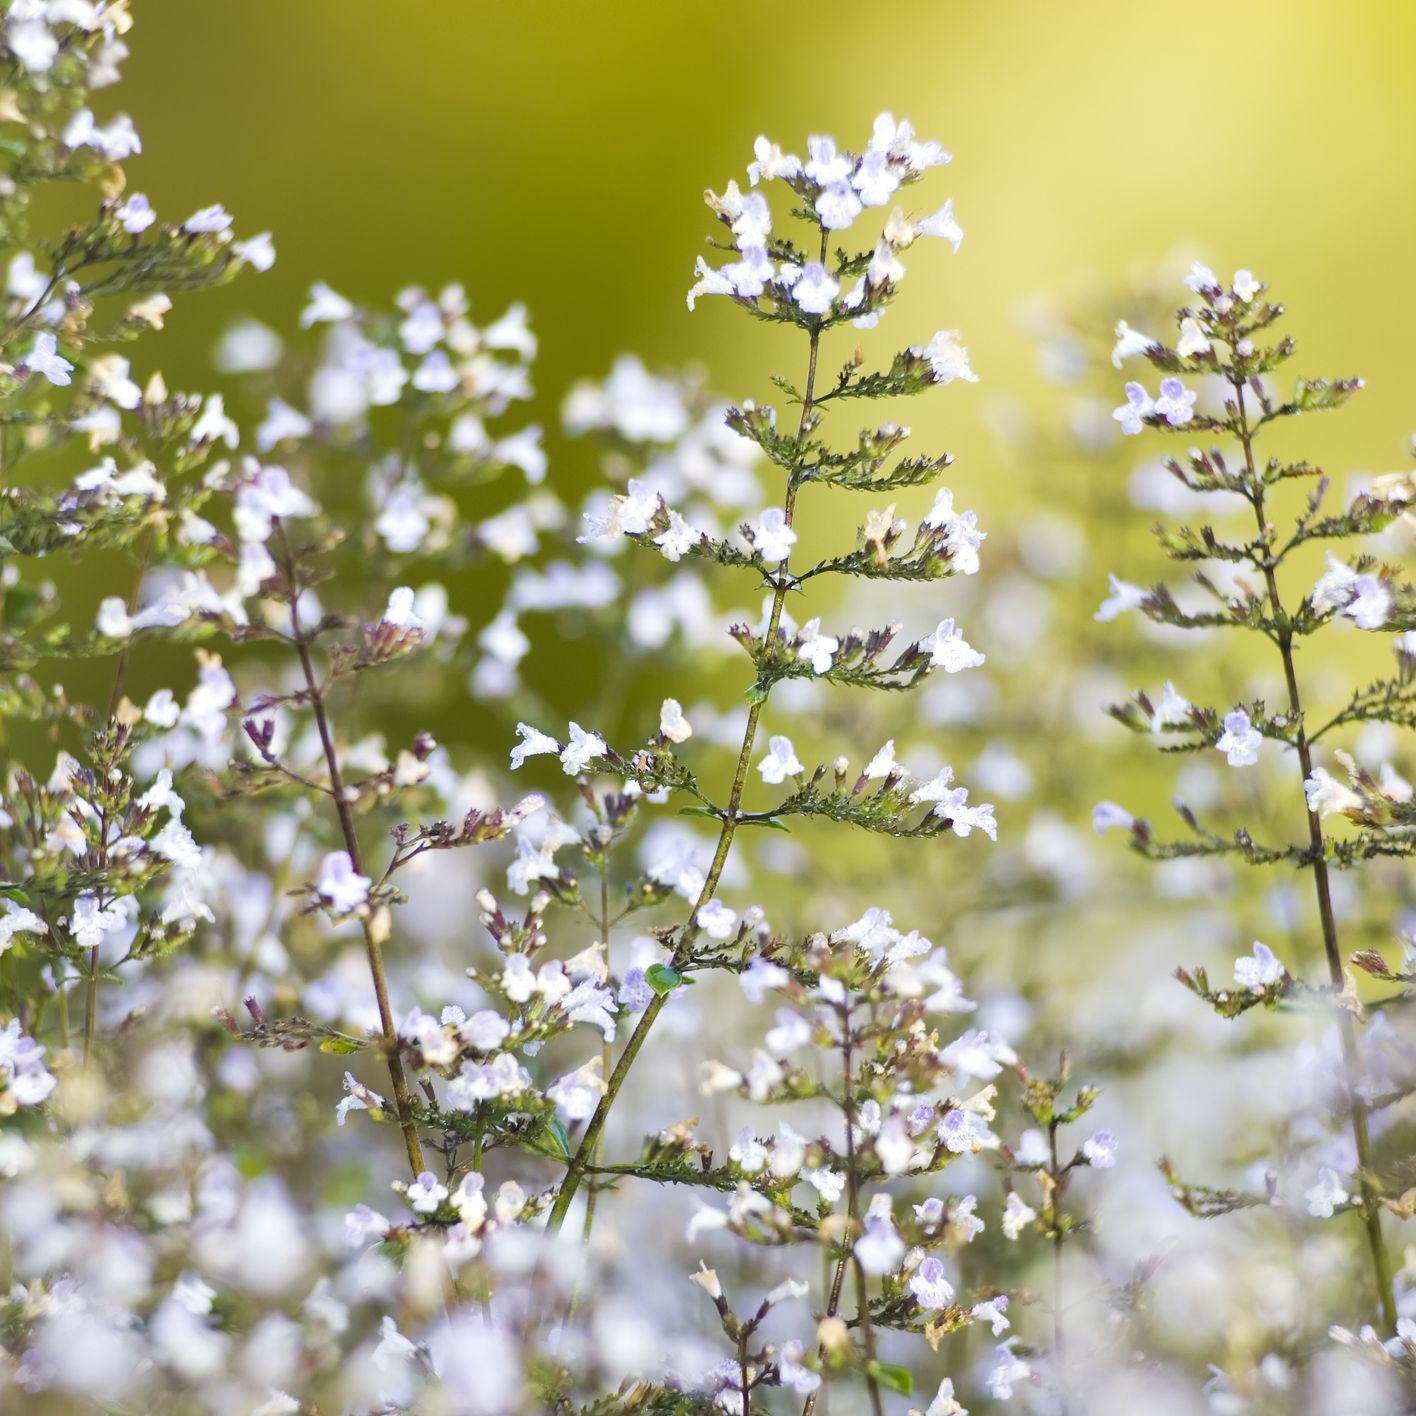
[7, 5, 1416, 1414]
[1097, 261, 1416, 1360]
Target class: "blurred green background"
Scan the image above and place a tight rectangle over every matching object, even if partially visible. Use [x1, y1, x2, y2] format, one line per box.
[127, 0, 1416, 506]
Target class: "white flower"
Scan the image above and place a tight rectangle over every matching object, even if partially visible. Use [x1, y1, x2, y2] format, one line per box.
[791, 261, 839, 315]
[747, 136, 802, 185]
[1234, 941, 1284, 989]
[300, 282, 355, 327]
[96, 596, 134, 639]
[1305, 1167, 1349, 1218]
[116, 193, 155, 233]
[986, 1340, 1031, 1400]
[559, 722, 606, 775]
[1233, 268, 1261, 302]
[919, 329, 978, 384]
[1081, 1130, 1117, 1168]
[653, 510, 704, 561]
[1154, 377, 1197, 426]
[752, 507, 797, 564]
[815, 182, 862, 230]
[402, 1171, 448, 1215]
[316, 851, 370, 915]
[23, 331, 73, 386]
[8, 16, 57, 72]
[697, 899, 737, 941]
[548, 1056, 606, 1121]
[659, 698, 692, 743]
[1002, 1191, 1036, 1240]
[1184, 261, 1220, 293]
[1111, 320, 1155, 368]
[1176, 317, 1211, 357]
[915, 198, 963, 251]
[796, 618, 839, 674]
[1304, 766, 1362, 817]
[1112, 380, 1153, 435]
[183, 204, 232, 234]
[758, 734, 803, 784]
[854, 1203, 905, 1275]
[233, 233, 276, 271]
[0, 902, 46, 955]
[925, 1378, 967, 1416]
[382, 586, 422, 630]
[1216, 709, 1262, 767]
[907, 1255, 955, 1308]
[1095, 573, 1147, 622]
[863, 740, 898, 779]
[921, 617, 985, 672]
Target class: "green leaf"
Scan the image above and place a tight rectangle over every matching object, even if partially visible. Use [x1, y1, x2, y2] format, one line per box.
[867, 1361, 913, 1397]
[744, 683, 768, 706]
[644, 964, 684, 996]
[318, 1036, 365, 1054]
[544, 1118, 572, 1160]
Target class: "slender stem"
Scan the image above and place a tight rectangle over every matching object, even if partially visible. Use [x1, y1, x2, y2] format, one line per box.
[800, 1256, 848, 1416]
[1048, 1120, 1069, 1416]
[280, 526, 425, 1178]
[547, 241, 829, 1234]
[840, 1008, 884, 1416]
[1235, 381, 1396, 1328]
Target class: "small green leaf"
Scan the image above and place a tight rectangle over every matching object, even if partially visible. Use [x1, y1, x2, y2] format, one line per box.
[744, 683, 768, 705]
[544, 1118, 571, 1160]
[318, 1036, 365, 1054]
[867, 1361, 913, 1397]
[645, 963, 683, 996]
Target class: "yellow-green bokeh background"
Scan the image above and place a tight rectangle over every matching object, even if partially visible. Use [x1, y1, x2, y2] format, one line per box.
[129, 0, 1416, 508]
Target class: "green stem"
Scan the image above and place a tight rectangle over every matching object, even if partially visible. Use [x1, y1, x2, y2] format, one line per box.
[1235, 380, 1396, 1329]
[280, 527, 425, 1179]
[547, 236, 829, 1235]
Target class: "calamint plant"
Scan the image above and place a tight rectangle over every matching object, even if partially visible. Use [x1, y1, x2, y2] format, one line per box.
[1095, 261, 1416, 1360]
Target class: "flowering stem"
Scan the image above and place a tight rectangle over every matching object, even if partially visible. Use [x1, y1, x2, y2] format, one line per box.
[279, 528, 426, 1178]
[841, 1008, 885, 1416]
[1235, 382, 1396, 1328]
[547, 239, 828, 1234]
[799, 1256, 847, 1416]
[1048, 1119, 1069, 1416]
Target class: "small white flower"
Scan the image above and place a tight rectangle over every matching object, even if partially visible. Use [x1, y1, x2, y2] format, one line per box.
[1111, 320, 1155, 368]
[1081, 1130, 1117, 1169]
[316, 851, 370, 915]
[1234, 941, 1284, 989]
[559, 722, 606, 775]
[1002, 1191, 1036, 1240]
[752, 507, 797, 563]
[1305, 1167, 1349, 1218]
[796, 618, 839, 674]
[863, 740, 898, 779]
[1216, 709, 1262, 767]
[1233, 268, 1261, 302]
[117, 193, 155, 233]
[697, 899, 737, 941]
[404, 1171, 448, 1215]
[381, 586, 422, 631]
[659, 698, 692, 743]
[1176, 317, 1211, 358]
[790, 261, 840, 316]
[183, 204, 232, 234]
[919, 329, 978, 384]
[758, 734, 803, 784]
[23, 331, 73, 387]
[921, 617, 985, 673]
[1095, 573, 1147, 622]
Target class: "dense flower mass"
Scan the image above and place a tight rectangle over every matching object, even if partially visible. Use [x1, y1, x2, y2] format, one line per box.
[2, 8, 1416, 1414]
